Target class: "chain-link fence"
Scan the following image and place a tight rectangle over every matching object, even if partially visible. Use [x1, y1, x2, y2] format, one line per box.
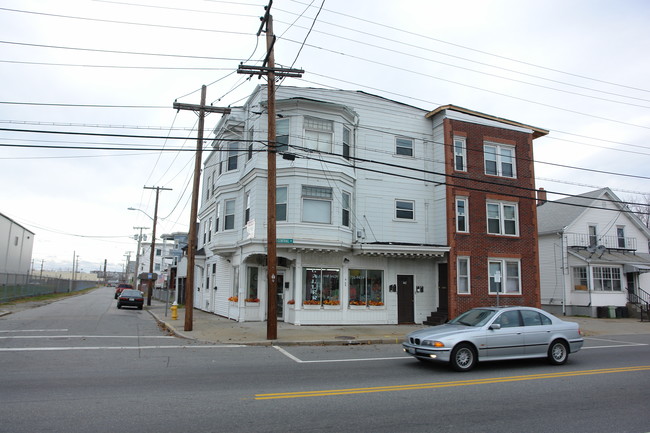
[0, 273, 97, 303]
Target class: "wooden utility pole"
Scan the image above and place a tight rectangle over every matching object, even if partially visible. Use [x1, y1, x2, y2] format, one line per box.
[143, 186, 171, 306]
[238, 2, 303, 340]
[173, 85, 230, 332]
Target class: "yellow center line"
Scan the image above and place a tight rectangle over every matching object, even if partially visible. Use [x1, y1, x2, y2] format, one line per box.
[254, 365, 650, 400]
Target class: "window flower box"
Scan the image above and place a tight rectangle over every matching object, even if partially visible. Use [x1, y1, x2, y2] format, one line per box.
[302, 303, 321, 310]
[348, 304, 367, 310]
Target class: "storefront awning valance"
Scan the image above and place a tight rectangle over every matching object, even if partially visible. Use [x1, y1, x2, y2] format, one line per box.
[352, 243, 448, 258]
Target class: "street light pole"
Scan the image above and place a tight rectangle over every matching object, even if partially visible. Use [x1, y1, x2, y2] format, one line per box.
[133, 226, 149, 290]
[143, 186, 171, 306]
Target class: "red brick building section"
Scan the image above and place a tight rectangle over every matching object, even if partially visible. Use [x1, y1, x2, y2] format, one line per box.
[426, 105, 548, 319]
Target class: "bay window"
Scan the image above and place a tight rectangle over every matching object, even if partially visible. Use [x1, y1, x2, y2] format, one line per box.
[304, 117, 333, 152]
[302, 185, 332, 224]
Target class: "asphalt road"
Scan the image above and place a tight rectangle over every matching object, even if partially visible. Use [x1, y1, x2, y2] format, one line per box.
[1, 287, 649, 433]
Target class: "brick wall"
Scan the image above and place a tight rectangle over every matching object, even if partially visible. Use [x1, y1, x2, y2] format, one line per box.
[445, 118, 541, 318]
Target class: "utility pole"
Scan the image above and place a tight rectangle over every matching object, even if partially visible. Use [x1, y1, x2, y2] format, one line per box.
[133, 226, 149, 291]
[238, 2, 303, 340]
[173, 86, 231, 332]
[143, 186, 171, 306]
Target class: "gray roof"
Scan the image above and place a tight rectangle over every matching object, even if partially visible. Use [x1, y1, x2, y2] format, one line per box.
[537, 188, 611, 234]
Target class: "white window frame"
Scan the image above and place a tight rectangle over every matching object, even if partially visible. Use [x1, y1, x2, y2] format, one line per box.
[396, 137, 414, 157]
[304, 117, 333, 153]
[227, 142, 238, 171]
[617, 226, 626, 248]
[301, 185, 332, 224]
[453, 136, 467, 172]
[342, 191, 351, 227]
[244, 192, 251, 226]
[488, 259, 521, 294]
[484, 142, 516, 178]
[215, 202, 220, 232]
[276, 118, 289, 153]
[486, 201, 519, 236]
[276, 186, 287, 222]
[343, 126, 351, 160]
[592, 266, 622, 291]
[395, 200, 415, 220]
[456, 197, 468, 233]
[457, 257, 470, 294]
[224, 199, 236, 230]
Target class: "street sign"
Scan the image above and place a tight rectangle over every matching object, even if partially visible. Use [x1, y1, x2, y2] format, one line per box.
[276, 238, 293, 244]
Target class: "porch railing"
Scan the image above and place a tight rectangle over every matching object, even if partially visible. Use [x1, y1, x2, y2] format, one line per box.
[627, 287, 650, 322]
[566, 233, 637, 251]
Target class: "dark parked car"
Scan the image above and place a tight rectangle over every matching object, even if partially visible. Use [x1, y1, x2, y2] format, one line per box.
[403, 306, 584, 372]
[117, 289, 144, 310]
[114, 283, 133, 299]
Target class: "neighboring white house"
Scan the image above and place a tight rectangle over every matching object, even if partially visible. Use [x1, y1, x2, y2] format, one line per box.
[138, 239, 176, 289]
[537, 188, 650, 317]
[0, 212, 35, 276]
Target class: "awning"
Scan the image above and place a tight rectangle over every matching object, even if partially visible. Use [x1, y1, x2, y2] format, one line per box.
[624, 264, 650, 273]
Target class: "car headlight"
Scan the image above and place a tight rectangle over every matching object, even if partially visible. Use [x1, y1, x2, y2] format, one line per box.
[422, 340, 445, 348]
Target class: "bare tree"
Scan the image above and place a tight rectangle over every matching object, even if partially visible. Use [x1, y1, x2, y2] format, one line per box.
[625, 194, 650, 228]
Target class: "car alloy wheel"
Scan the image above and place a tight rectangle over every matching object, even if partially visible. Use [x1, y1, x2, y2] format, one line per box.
[450, 343, 477, 372]
[548, 340, 569, 365]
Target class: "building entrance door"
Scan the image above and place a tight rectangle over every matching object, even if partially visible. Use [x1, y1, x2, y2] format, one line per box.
[397, 274, 414, 323]
[276, 274, 284, 320]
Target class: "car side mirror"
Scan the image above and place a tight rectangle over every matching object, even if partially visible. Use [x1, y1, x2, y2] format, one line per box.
[489, 323, 501, 330]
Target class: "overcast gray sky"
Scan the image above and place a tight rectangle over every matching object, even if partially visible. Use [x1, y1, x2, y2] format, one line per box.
[1, 0, 649, 273]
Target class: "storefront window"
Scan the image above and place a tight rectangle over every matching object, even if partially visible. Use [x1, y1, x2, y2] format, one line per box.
[303, 268, 339, 306]
[349, 269, 383, 306]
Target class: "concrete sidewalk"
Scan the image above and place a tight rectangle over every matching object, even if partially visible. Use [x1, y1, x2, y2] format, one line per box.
[146, 300, 650, 346]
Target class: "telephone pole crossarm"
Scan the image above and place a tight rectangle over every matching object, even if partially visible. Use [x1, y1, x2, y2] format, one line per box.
[172, 102, 231, 115]
[237, 64, 304, 79]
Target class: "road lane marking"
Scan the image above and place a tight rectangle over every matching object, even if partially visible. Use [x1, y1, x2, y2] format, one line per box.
[0, 335, 176, 339]
[583, 337, 647, 348]
[0, 344, 247, 352]
[273, 346, 408, 363]
[0, 329, 68, 333]
[254, 365, 650, 400]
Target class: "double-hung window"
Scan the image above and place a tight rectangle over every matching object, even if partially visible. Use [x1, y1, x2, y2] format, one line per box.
[487, 201, 518, 236]
[244, 193, 251, 225]
[276, 186, 287, 222]
[304, 117, 332, 152]
[343, 126, 351, 159]
[215, 202, 220, 232]
[456, 197, 468, 232]
[488, 259, 521, 294]
[617, 226, 626, 248]
[342, 192, 351, 227]
[454, 137, 467, 171]
[457, 257, 470, 294]
[224, 199, 235, 230]
[276, 118, 289, 153]
[302, 185, 332, 224]
[484, 142, 515, 178]
[395, 200, 415, 220]
[208, 217, 212, 242]
[247, 127, 254, 160]
[227, 142, 238, 171]
[396, 137, 413, 156]
[593, 266, 622, 291]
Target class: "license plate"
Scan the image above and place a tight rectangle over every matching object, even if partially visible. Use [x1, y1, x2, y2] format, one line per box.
[129, 298, 135, 301]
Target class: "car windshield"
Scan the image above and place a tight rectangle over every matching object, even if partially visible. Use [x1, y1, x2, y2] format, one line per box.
[448, 308, 497, 327]
[120, 290, 141, 297]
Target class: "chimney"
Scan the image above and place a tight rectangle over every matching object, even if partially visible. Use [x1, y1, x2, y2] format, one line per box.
[537, 188, 547, 206]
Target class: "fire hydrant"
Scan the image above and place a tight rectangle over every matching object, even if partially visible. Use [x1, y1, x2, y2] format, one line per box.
[171, 302, 178, 320]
